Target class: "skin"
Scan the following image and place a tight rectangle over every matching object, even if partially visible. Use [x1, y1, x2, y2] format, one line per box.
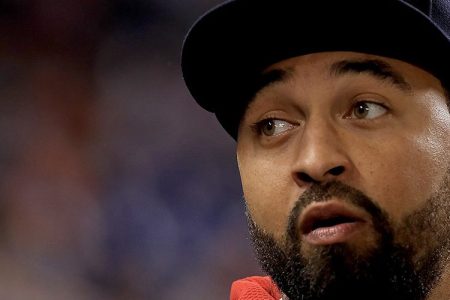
[236, 51, 450, 298]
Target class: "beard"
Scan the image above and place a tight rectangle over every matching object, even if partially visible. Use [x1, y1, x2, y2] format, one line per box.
[246, 172, 450, 300]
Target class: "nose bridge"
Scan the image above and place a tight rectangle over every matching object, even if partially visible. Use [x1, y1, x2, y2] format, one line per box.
[292, 115, 350, 183]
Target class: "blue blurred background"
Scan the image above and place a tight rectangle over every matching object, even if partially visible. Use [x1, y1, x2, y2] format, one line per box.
[0, 0, 262, 299]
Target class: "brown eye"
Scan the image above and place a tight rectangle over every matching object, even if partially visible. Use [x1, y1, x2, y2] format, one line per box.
[257, 119, 293, 136]
[262, 119, 275, 135]
[354, 103, 370, 118]
[349, 101, 387, 120]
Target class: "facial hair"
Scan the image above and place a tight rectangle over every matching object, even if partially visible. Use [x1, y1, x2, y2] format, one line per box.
[246, 173, 450, 300]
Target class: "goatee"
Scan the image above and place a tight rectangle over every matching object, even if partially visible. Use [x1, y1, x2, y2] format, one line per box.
[247, 178, 450, 300]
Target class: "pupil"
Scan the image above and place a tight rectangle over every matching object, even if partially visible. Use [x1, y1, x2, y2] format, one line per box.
[263, 120, 275, 135]
[356, 103, 369, 117]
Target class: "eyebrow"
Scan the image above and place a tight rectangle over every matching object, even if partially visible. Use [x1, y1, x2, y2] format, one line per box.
[250, 68, 294, 100]
[251, 58, 413, 99]
[330, 59, 412, 92]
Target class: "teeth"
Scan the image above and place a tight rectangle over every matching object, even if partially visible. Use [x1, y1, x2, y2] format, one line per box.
[312, 216, 355, 230]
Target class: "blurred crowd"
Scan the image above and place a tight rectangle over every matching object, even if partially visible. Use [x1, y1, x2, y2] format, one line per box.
[0, 0, 261, 299]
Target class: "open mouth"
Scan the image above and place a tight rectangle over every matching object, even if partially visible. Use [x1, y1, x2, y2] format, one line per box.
[299, 201, 367, 245]
[310, 215, 359, 230]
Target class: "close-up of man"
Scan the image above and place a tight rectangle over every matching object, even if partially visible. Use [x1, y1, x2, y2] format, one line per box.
[182, 0, 450, 299]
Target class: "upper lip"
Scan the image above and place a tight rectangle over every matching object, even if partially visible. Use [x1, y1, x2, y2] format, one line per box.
[299, 200, 369, 234]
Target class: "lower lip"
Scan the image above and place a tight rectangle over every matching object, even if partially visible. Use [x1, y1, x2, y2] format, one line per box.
[302, 222, 365, 245]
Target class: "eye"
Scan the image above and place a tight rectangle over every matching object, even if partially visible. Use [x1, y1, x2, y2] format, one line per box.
[347, 101, 387, 120]
[254, 118, 294, 136]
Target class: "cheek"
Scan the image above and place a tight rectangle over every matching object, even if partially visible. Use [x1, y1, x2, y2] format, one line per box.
[237, 149, 295, 241]
[361, 125, 450, 222]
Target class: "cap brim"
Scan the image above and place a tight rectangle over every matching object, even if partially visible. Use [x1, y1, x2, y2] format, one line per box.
[182, 0, 450, 139]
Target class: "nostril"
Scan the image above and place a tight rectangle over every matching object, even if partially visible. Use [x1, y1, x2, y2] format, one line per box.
[328, 166, 345, 176]
[296, 166, 345, 185]
[297, 172, 319, 184]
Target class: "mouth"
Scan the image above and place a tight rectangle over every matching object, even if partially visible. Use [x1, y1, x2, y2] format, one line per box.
[299, 201, 368, 245]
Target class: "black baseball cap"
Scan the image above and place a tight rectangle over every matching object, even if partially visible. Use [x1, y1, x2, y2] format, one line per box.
[182, 0, 450, 139]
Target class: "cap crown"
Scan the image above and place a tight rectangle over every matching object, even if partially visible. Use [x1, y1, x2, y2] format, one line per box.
[182, 0, 450, 139]
[405, 0, 449, 35]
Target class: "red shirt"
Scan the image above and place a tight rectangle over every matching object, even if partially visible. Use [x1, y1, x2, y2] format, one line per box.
[230, 276, 283, 300]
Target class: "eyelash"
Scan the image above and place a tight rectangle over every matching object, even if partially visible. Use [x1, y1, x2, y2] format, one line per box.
[353, 99, 387, 108]
[346, 100, 389, 119]
[251, 117, 295, 137]
[249, 99, 389, 136]
[251, 114, 278, 133]
[251, 117, 273, 135]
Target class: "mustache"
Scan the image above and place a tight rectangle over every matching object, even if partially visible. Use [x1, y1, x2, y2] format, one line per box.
[286, 181, 390, 243]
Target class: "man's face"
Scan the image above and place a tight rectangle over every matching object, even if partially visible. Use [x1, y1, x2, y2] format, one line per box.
[236, 52, 450, 300]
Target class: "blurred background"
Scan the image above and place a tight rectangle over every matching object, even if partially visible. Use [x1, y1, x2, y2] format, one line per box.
[0, 0, 262, 299]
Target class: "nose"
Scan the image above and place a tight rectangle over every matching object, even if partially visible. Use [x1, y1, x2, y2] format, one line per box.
[292, 120, 352, 186]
